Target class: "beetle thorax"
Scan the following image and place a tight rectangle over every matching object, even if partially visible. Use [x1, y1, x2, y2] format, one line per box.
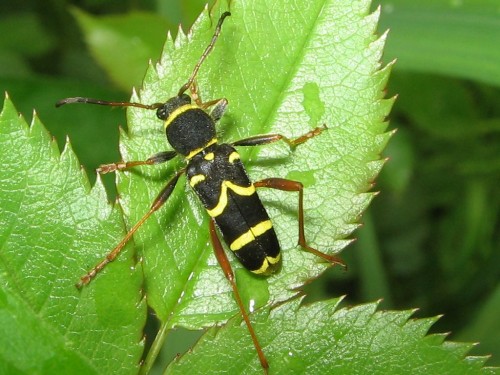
[157, 95, 217, 157]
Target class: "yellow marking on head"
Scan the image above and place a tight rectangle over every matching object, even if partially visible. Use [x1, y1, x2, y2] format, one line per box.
[163, 104, 199, 130]
[228, 151, 240, 163]
[204, 152, 215, 161]
[252, 253, 282, 274]
[186, 138, 217, 159]
[207, 181, 256, 217]
[230, 220, 273, 251]
[189, 174, 206, 188]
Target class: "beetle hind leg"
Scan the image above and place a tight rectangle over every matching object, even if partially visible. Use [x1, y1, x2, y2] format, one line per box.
[209, 219, 269, 373]
[254, 178, 345, 268]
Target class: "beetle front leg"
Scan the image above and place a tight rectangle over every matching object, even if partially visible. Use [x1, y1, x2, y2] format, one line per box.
[232, 125, 327, 149]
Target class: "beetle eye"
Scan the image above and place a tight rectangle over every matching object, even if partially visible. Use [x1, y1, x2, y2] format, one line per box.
[156, 105, 168, 120]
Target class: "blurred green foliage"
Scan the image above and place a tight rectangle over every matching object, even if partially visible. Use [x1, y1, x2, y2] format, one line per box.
[0, 0, 498, 370]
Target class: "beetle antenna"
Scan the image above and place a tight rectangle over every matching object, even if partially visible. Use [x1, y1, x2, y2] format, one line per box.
[55, 97, 163, 109]
[177, 11, 231, 97]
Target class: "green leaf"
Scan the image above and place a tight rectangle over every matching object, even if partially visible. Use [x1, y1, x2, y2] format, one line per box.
[378, 0, 500, 86]
[0, 96, 146, 374]
[0, 279, 96, 374]
[72, 9, 172, 91]
[457, 284, 500, 364]
[113, 0, 392, 368]
[167, 298, 495, 374]
[0, 12, 55, 58]
[2, 1, 498, 374]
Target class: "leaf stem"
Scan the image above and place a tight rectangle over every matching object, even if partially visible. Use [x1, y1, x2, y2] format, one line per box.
[140, 320, 170, 375]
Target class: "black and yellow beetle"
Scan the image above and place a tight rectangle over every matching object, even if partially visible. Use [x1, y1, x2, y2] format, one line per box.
[57, 12, 344, 373]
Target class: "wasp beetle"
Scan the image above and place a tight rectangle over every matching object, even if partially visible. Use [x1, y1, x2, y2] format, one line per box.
[57, 12, 344, 373]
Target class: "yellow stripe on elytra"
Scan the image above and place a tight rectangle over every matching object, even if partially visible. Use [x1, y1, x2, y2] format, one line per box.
[252, 253, 282, 274]
[186, 138, 217, 159]
[230, 220, 273, 251]
[189, 174, 206, 188]
[207, 181, 256, 217]
[163, 104, 199, 130]
[228, 151, 240, 163]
